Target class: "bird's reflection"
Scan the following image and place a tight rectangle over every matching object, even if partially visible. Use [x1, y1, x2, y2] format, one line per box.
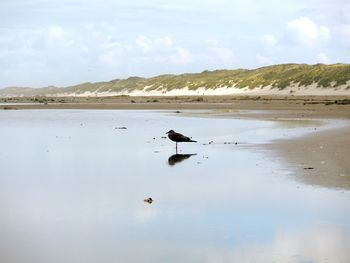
[168, 153, 197, 166]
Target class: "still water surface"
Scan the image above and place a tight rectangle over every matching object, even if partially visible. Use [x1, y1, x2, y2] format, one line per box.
[0, 110, 349, 263]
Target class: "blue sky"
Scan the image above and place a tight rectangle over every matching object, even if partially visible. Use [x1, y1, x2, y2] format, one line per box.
[0, 0, 349, 88]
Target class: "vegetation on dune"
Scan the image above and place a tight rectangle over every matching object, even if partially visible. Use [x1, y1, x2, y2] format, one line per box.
[1, 64, 350, 96]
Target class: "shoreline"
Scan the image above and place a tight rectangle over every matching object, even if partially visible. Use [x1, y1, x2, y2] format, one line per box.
[1, 95, 350, 119]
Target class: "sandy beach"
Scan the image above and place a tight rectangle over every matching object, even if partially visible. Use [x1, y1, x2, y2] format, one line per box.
[268, 125, 350, 190]
[1, 95, 350, 115]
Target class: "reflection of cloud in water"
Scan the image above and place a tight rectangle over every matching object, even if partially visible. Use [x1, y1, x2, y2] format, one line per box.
[168, 153, 197, 166]
[225, 225, 350, 263]
[134, 206, 158, 224]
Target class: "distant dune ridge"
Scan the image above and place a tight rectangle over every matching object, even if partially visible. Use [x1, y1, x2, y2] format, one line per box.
[1, 63, 350, 97]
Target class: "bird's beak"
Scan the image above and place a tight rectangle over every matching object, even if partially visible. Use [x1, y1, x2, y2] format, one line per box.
[166, 131, 169, 134]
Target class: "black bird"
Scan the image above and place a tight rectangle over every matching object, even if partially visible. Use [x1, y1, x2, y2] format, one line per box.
[166, 130, 197, 152]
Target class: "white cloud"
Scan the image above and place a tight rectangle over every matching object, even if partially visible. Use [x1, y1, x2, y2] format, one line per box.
[13, 26, 76, 50]
[135, 35, 152, 53]
[101, 40, 122, 50]
[134, 35, 192, 65]
[0, 36, 14, 45]
[262, 34, 278, 47]
[342, 3, 350, 22]
[17, 29, 44, 49]
[287, 17, 330, 45]
[340, 24, 350, 47]
[46, 26, 75, 48]
[257, 53, 273, 65]
[0, 48, 14, 59]
[211, 46, 234, 66]
[316, 52, 331, 64]
[99, 36, 185, 67]
[206, 39, 235, 66]
[47, 26, 65, 39]
[343, 24, 350, 36]
[81, 45, 89, 52]
[99, 49, 123, 67]
[135, 35, 174, 54]
[170, 47, 192, 64]
[99, 41, 124, 67]
[154, 36, 173, 46]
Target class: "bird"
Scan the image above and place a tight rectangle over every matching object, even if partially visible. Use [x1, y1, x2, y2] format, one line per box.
[166, 130, 197, 152]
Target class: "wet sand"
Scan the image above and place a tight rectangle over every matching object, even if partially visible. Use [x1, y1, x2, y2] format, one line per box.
[268, 126, 350, 189]
[1, 95, 350, 118]
[2, 95, 350, 189]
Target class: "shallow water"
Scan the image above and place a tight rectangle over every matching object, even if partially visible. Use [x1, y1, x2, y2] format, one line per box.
[0, 110, 349, 263]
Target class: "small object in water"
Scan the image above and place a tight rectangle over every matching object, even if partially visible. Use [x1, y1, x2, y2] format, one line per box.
[115, 127, 127, 129]
[144, 197, 153, 204]
[3, 106, 16, 110]
[304, 167, 314, 170]
[235, 142, 238, 145]
[161, 136, 167, 139]
[175, 111, 181, 113]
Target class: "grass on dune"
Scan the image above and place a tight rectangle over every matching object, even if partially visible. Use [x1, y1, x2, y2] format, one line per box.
[1, 63, 350, 96]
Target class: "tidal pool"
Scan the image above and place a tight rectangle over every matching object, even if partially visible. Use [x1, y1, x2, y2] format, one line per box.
[0, 110, 349, 263]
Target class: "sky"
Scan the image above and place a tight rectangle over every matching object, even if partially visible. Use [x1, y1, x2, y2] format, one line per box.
[0, 0, 349, 88]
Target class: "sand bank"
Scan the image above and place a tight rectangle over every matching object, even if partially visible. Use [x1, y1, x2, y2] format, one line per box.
[1, 95, 350, 117]
[38, 81, 350, 97]
[268, 125, 350, 190]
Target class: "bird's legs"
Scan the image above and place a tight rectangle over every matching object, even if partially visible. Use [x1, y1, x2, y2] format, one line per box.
[176, 142, 178, 154]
